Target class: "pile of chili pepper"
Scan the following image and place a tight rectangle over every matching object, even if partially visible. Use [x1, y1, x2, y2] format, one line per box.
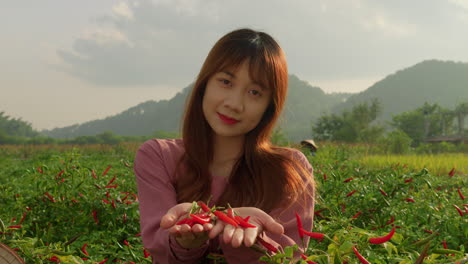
[175, 201, 256, 228]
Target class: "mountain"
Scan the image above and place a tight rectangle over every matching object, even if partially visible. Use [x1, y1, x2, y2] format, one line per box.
[333, 60, 468, 121]
[41, 76, 351, 141]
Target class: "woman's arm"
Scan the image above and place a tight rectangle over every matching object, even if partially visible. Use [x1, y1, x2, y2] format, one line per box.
[134, 140, 210, 263]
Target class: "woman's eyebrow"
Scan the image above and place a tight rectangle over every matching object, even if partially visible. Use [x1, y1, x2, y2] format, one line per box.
[221, 71, 236, 78]
[220, 71, 266, 90]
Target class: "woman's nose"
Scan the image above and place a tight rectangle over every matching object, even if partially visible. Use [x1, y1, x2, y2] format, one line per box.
[224, 90, 244, 112]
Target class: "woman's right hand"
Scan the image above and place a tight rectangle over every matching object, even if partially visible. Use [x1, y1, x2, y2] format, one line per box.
[160, 203, 213, 249]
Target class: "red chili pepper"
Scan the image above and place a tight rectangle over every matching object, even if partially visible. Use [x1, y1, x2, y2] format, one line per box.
[105, 185, 119, 188]
[448, 167, 455, 177]
[134, 233, 141, 237]
[37, 166, 43, 173]
[343, 177, 354, 183]
[213, 211, 238, 227]
[301, 229, 325, 239]
[301, 253, 319, 264]
[98, 258, 108, 264]
[176, 218, 193, 225]
[424, 229, 433, 234]
[198, 201, 211, 212]
[19, 212, 27, 224]
[102, 199, 111, 204]
[143, 248, 151, 258]
[92, 210, 99, 224]
[189, 214, 211, 225]
[234, 216, 256, 228]
[346, 190, 357, 197]
[353, 246, 370, 264]
[81, 243, 89, 256]
[48, 256, 59, 262]
[352, 211, 362, 219]
[257, 237, 278, 253]
[57, 170, 64, 177]
[453, 204, 464, 216]
[107, 175, 117, 185]
[323, 173, 327, 181]
[405, 198, 415, 202]
[442, 240, 448, 249]
[295, 212, 304, 238]
[7, 225, 22, 229]
[111, 199, 116, 209]
[44, 192, 56, 203]
[404, 178, 413, 183]
[379, 188, 388, 196]
[385, 216, 395, 225]
[102, 165, 111, 176]
[458, 188, 465, 200]
[123, 240, 129, 246]
[369, 227, 396, 244]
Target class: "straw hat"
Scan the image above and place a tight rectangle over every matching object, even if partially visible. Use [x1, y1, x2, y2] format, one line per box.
[0, 243, 24, 264]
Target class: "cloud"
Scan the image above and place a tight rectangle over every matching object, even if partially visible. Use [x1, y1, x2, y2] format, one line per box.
[56, 0, 468, 91]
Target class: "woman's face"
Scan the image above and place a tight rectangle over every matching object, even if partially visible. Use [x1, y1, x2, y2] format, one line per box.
[202, 60, 272, 140]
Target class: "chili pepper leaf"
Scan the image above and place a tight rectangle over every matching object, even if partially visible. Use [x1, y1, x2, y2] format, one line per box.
[382, 241, 398, 255]
[338, 241, 354, 253]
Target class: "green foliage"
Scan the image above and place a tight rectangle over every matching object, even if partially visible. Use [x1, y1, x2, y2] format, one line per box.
[270, 128, 290, 146]
[312, 99, 384, 143]
[391, 102, 466, 146]
[380, 130, 413, 154]
[0, 111, 39, 139]
[1, 144, 466, 263]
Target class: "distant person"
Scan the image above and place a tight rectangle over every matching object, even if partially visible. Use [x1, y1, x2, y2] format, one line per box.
[301, 139, 318, 157]
[134, 28, 316, 263]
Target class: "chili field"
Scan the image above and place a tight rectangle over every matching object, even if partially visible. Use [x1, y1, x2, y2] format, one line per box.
[0, 143, 466, 263]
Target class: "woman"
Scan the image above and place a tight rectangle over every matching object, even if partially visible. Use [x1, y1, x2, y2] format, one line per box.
[134, 28, 315, 263]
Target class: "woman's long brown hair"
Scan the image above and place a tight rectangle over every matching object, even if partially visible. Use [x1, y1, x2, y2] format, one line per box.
[176, 28, 315, 212]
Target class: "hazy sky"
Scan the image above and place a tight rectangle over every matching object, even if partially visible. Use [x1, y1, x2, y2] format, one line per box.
[2, 0, 468, 130]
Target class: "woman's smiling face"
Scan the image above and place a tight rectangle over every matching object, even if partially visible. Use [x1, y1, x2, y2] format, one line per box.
[202, 60, 271, 140]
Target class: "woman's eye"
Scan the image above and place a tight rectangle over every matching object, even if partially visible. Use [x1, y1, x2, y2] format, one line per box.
[249, 90, 261, 96]
[219, 79, 231, 86]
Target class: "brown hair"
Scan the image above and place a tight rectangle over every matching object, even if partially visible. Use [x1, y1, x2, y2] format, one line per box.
[176, 28, 314, 212]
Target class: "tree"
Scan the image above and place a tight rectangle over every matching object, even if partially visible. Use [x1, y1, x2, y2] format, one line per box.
[312, 99, 384, 142]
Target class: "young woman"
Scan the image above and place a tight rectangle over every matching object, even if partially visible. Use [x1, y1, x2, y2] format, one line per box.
[134, 28, 315, 263]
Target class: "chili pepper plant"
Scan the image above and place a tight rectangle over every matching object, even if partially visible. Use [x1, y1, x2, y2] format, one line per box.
[0, 144, 466, 263]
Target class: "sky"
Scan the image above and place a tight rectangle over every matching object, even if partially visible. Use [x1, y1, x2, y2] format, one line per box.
[1, 0, 468, 131]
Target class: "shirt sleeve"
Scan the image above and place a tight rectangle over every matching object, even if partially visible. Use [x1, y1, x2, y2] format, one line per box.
[220, 149, 315, 263]
[134, 139, 209, 263]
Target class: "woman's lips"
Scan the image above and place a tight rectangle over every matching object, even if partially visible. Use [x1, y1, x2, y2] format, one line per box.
[217, 113, 239, 125]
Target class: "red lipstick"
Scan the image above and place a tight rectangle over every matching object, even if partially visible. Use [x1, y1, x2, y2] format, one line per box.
[218, 113, 239, 125]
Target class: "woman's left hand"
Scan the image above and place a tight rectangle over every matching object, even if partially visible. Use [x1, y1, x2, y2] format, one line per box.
[208, 207, 284, 248]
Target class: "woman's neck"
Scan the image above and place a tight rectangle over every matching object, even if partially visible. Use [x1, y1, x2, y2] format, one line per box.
[211, 135, 244, 166]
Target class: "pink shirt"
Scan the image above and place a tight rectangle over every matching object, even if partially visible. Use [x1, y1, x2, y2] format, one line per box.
[134, 139, 315, 264]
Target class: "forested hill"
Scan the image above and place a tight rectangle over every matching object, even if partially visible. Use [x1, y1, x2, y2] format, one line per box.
[333, 60, 468, 121]
[41, 76, 351, 141]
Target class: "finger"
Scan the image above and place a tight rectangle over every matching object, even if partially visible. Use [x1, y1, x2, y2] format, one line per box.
[191, 223, 204, 233]
[256, 214, 284, 236]
[203, 223, 213, 232]
[208, 220, 225, 239]
[223, 224, 236, 244]
[179, 224, 195, 240]
[168, 224, 182, 236]
[231, 228, 244, 248]
[243, 226, 259, 247]
[160, 203, 192, 228]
